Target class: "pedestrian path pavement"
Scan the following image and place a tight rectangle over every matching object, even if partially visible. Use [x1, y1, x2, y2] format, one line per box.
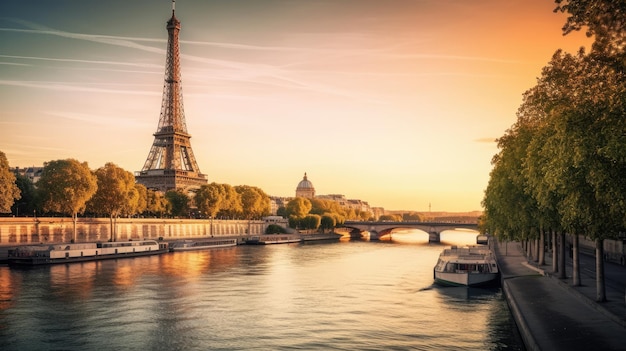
[493, 240, 626, 351]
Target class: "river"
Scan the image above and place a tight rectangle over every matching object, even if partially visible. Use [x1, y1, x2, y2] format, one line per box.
[0, 230, 524, 350]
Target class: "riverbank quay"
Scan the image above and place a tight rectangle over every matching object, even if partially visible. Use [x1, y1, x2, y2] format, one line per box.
[493, 240, 626, 351]
[0, 231, 343, 263]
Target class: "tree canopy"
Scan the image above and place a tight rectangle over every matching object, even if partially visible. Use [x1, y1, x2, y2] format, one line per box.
[555, 0, 626, 57]
[11, 173, 35, 216]
[145, 189, 167, 217]
[87, 163, 137, 219]
[234, 185, 271, 219]
[285, 197, 312, 219]
[0, 151, 20, 213]
[165, 190, 190, 218]
[86, 163, 138, 241]
[482, 0, 626, 301]
[37, 159, 97, 241]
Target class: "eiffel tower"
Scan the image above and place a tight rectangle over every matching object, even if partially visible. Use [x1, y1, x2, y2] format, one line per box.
[136, 1, 207, 192]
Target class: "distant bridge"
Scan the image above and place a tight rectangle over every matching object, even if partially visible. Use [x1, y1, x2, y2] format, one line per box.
[342, 221, 479, 242]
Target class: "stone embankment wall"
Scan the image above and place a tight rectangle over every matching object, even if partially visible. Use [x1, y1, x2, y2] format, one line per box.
[0, 217, 267, 246]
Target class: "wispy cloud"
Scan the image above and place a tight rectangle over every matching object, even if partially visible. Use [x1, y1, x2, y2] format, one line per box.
[0, 61, 30, 67]
[2, 18, 515, 103]
[0, 54, 162, 69]
[0, 21, 165, 55]
[475, 137, 497, 144]
[1, 22, 364, 99]
[45, 110, 151, 128]
[0, 79, 159, 95]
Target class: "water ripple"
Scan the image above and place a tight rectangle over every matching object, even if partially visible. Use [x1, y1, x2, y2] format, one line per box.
[0, 234, 523, 350]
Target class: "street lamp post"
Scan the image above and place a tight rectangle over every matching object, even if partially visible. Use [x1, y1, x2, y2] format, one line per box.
[34, 210, 39, 239]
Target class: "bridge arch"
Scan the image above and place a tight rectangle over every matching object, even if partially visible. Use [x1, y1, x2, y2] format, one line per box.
[342, 221, 478, 242]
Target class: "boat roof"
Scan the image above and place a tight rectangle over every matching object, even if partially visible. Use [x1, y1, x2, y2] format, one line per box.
[439, 245, 495, 263]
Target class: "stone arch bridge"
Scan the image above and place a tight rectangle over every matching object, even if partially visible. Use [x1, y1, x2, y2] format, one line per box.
[343, 221, 479, 242]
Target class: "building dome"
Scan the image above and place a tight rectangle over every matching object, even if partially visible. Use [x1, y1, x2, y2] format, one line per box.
[295, 172, 315, 199]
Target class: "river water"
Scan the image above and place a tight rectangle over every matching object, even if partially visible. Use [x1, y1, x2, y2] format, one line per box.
[0, 231, 524, 350]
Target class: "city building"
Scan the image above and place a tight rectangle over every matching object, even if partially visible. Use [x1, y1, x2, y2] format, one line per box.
[11, 166, 44, 184]
[295, 172, 315, 199]
[269, 196, 290, 215]
[290, 173, 378, 218]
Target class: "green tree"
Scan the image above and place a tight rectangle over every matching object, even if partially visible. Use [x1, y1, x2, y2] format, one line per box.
[11, 174, 35, 216]
[235, 185, 271, 219]
[320, 214, 336, 232]
[555, 0, 626, 57]
[276, 206, 288, 218]
[345, 208, 357, 220]
[86, 163, 137, 241]
[285, 197, 312, 219]
[402, 212, 424, 221]
[37, 159, 97, 242]
[331, 212, 346, 227]
[165, 190, 190, 218]
[546, 51, 624, 299]
[310, 198, 336, 215]
[485, 46, 626, 301]
[217, 184, 242, 219]
[265, 224, 287, 234]
[134, 183, 148, 216]
[146, 189, 167, 217]
[195, 182, 225, 218]
[486, 112, 543, 256]
[288, 215, 300, 229]
[301, 214, 321, 231]
[0, 151, 20, 213]
[554, 0, 626, 302]
[358, 211, 372, 221]
[484, 2, 626, 298]
[379, 214, 401, 222]
[308, 198, 348, 228]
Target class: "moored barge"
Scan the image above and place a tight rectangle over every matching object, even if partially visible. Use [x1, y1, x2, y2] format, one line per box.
[7, 240, 168, 266]
[245, 234, 302, 245]
[169, 238, 237, 251]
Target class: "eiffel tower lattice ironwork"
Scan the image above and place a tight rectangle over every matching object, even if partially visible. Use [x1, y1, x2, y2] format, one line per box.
[136, 1, 207, 192]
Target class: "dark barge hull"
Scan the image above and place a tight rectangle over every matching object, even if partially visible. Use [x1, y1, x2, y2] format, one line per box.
[8, 249, 168, 266]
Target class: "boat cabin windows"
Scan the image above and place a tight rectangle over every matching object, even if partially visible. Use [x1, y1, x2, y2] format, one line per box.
[445, 263, 491, 273]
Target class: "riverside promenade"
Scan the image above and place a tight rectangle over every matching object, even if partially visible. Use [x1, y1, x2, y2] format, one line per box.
[494, 240, 626, 351]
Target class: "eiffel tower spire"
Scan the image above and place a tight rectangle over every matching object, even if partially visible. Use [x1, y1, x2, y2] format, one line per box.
[136, 1, 207, 192]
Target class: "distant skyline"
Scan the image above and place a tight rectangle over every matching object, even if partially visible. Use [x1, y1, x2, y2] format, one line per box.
[0, 1, 591, 212]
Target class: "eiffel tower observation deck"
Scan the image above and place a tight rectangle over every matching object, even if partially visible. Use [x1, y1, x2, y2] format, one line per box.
[136, 1, 208, 192]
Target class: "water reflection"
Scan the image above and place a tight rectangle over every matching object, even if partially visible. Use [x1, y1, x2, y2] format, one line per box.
[434, 285, 501, 302]
[157, 246, 241, 278]
[0, 233, 523, 351]
[384, 228, 479, 246]
[0, 267, 18, 311]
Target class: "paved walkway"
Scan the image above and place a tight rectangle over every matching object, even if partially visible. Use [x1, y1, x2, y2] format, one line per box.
[493, 240, 626, 351]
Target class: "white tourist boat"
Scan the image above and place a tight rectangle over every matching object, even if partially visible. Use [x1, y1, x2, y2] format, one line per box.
[7, 240, 168, 266]
[169, 238, 237, 251]
[433, 245, 500, 287]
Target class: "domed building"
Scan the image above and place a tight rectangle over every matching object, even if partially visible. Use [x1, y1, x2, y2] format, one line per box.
[295, 172, 315, 199]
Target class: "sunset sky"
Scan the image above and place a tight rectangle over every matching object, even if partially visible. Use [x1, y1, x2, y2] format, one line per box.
[0, 0, 591, 212]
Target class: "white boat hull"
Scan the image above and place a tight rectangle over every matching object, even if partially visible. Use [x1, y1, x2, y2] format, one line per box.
[434, 271, 499, 287]
[433, 245, 500, 287]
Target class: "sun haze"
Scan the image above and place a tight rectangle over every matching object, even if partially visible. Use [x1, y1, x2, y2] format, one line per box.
[0, 0, 591, 212]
